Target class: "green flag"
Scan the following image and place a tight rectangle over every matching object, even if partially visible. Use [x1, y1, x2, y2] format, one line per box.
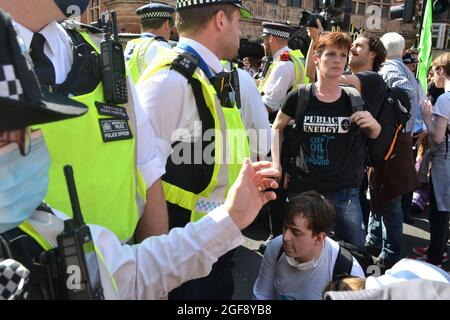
[417, 0, 433, 94]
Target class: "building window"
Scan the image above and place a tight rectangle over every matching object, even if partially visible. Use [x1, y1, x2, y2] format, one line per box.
[432, 23, 446, 49]
[89, 0, 100, 23]
[287, 0, 301, 6]
[263, 0, 278, 4]
[357, 2, 366, 15]
[446, 25, 450, 50]
[352, 1, 357, 14]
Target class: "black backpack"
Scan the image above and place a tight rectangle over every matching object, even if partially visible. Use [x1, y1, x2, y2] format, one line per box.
[365, 85, 411, 167]
[281, 83, 365, 184]
[276, 240, 378, 280]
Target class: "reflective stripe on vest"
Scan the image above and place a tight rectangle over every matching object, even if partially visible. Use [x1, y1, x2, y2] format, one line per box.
[35, 31, 146, 242]
[141, 48, 250, 222]
[258, 49, 309, 94]
[125, 37, 157, 84]
[18, 210, 119, 297]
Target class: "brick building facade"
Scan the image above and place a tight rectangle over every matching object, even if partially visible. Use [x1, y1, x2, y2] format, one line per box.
[80, 0, 448, 50]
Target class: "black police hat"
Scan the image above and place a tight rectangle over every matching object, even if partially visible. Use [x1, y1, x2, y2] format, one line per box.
[261, 22, 294, 39]
[118, 33, 141, 45]
[176, 0, 252, 19]
[0, 10, 88, 130]
[136, 2, 175, 21]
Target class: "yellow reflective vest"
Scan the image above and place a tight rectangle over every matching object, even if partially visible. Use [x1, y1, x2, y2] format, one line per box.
[125, 36, 159, 84]
[140, 48, 250, 222]
[258, 49, 309, 94]
[35, 30, 146, 242]
[18, 209, 119, 299]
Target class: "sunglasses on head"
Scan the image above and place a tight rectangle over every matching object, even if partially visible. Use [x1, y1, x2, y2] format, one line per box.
[0, 127, 31, 156]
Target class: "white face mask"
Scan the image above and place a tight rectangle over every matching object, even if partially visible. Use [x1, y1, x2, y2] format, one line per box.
[0, 132, 50, 233]
[285, 243, 324, 271]
[286, 255, 320, 271]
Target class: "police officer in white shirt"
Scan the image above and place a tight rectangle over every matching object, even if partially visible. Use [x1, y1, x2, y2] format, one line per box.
[124, 2, 175, 84]
[0, 9, 279, 299]
[137, 0, 261, 299]
[258, 22, 308, 115]
[1, 0, 169, 243]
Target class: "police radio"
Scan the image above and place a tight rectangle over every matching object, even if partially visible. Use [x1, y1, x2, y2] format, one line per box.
[100, 11, 128, 104]
[56, 165, 104, 300]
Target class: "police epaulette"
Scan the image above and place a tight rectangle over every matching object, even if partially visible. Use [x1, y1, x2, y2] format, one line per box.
[171, 52, 199, 81]
[62, 20, 103, 34]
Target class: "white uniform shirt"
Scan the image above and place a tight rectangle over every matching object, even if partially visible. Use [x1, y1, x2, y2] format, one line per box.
[365, 258, 450, 289]
[14, 21, 166, 188]
[261, 46, 297, 112]
[124, 32, 172, 76]
[30, 207, 242, 299]
[137, 36, 270, 162]
[253, 236, 365, 300]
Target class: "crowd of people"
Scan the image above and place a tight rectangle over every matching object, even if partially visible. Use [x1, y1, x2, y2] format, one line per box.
[0, 0, 449, 300]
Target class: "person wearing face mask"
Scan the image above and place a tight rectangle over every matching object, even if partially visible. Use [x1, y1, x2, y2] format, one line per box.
[0, 9, 280, 300]
[252, 191, 364, 300]
[0, 0, 169, 244]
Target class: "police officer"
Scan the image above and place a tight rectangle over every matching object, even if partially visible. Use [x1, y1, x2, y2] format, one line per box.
[0, 10, 279, 300]
[125, 2, 175, 84]
[258, 22, 309, 115]
[0, 0, 168, 244]
[137, 0, 254, 299]
[118, 33, 141, 49]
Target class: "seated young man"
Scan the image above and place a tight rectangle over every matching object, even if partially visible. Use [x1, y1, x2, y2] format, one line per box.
[252, 191, 365, 300]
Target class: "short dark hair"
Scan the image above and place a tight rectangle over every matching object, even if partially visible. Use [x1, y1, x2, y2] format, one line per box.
[358, 32, 386, 72]
[142, 17, 172, 30]
[176, 5, 236, 34]
[314, 32, 352, 57]
[285, 191, 335, 236]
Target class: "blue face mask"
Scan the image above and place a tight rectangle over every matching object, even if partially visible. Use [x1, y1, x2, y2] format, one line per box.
[53, 0, 90, 18]
[0, 135, 50, 233]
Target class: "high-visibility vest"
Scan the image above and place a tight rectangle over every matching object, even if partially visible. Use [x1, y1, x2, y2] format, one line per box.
[17, 210, 119, 299]
[125, 36, 159, 84]
[258, 49, 309, 94]
[35, 30, 146, 242]
[140, 48, 250, 222]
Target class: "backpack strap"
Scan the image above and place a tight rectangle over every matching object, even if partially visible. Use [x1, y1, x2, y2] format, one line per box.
[276, 244, 284, 261]
[294, 83, 313, 128]
[279, 83, 312, 188]
[332, 246, 354, 281]
[230, 66, 242, 110]
[443, 126, 450, 158]
[341, 86, 364, 113]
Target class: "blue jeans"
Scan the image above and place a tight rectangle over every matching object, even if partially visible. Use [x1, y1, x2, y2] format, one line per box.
[322, 188, 366, 249]
[366, 196, 403, 266]
[288, 188, 366, 248]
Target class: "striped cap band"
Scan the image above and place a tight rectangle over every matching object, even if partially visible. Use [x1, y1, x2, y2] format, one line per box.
[263, 27, 291, 39]
[140, 11, 173, 20]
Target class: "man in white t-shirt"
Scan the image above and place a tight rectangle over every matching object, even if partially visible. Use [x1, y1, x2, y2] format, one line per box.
[253, 192, 365, 300]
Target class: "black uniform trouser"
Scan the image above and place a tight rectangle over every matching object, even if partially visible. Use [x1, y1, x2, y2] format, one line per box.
[167, 203, 235, 300]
